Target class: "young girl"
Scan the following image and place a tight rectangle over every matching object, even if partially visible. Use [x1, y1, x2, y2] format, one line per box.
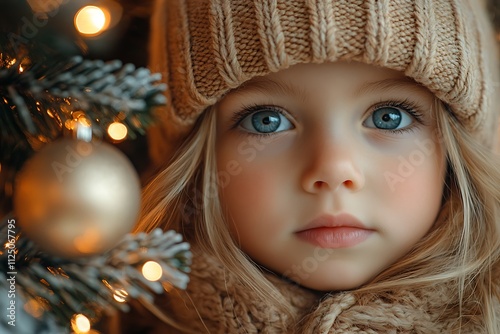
[124, 0, 500, 332]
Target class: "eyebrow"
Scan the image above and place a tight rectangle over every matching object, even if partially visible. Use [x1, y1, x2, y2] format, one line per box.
[354, 77, 427, 98]
[230, 78, 310, 104]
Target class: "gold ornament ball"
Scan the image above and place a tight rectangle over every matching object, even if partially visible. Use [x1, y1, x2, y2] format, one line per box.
[13, 139, 141, 258]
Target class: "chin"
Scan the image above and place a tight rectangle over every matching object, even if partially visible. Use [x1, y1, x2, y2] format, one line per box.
[297, 274, 371, 292]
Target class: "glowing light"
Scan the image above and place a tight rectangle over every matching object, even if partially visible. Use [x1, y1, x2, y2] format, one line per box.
[73, 227, 102, 255]
[70, 117, 93, 142]
[113, 289, 128, 303]
[74, 6, 110, 36]
[142, 261, 163, 281]
[24, 299, 43, 318]
[71, 314, 91, 333]
[64, 119, 74, 130]
[77, 117, 92, 128]
[19, 64, 24, 73]
[28, 0, 65, 13]
[107, 122, 128, 142]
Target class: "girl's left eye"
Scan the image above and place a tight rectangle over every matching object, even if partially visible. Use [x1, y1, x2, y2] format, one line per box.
[238, 108, 294, 134]
[363, 106, 414, 131]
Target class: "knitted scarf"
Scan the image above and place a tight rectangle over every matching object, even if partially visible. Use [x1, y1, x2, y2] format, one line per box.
[119, 246, 489, 333]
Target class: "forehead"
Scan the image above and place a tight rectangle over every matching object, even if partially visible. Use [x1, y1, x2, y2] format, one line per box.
[227, 61, 434, 103]
[264, 61, 404, 80]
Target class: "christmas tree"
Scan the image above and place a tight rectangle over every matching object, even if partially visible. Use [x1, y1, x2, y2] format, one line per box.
[0, 1, 191, 333]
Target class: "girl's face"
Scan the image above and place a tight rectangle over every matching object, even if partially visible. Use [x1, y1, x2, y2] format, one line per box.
[215, 61, 446, 291]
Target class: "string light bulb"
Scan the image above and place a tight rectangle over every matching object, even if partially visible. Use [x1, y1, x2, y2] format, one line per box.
[142, 261, 163, 281]
[71, 314, 91, 333]
[107, 122, 128, 142]
[113, 289, 128, 303]
[74, 6, 110, 37]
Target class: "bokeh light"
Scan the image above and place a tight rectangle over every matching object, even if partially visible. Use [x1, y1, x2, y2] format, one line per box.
[107, 122, 128, 142]
[71, 314, 91, 333]
[113, 289, 128, 303]
[24, 299, 44, 318]
[27, 0, 65, 13]
[74, 6, 110, 36]
[142, 261, 163, 281]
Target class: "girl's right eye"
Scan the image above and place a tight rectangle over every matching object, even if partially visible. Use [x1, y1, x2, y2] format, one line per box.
[237, 107, 294, 134]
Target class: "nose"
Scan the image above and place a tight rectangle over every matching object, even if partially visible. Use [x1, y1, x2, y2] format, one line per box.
[300, 135, 365, 194]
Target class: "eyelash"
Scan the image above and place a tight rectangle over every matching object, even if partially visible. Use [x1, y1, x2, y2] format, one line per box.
[369, 99, 426, 134]
[230, 100, 426, 135]
[230, 104, 293, 136]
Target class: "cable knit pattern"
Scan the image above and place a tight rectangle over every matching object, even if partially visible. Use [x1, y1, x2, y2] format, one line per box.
[139, 247, 317, 333]
[149, 0, 499, 161]
[122, 246, 491, 333]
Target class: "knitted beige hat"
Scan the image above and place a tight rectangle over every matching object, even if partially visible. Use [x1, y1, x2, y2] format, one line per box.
[149, 0, 499, 164]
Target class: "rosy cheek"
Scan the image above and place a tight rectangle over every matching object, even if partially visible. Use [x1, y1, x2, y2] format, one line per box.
[377, 151, 444, 221]
[223, 164, 286, 233]
[391, 173, 431, 209]
[221, 165, 269, 208]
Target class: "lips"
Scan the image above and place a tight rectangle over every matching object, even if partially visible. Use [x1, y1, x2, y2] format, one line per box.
[295, 213, 374, 248]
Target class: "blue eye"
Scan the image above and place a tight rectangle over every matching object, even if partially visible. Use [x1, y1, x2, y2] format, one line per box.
[239, 108, 293, 134]
[364, 106, 413, 130]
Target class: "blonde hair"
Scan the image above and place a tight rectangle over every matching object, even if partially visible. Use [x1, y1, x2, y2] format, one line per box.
[137, 101, 500, 332]
[139, 109, 293, 323]
[356, 102, 500, 332]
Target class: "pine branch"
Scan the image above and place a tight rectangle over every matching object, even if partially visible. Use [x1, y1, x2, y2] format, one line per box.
[0, 38, 166, 173]
[0, 219, 191, 333]
[1, 53, 166, 141]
